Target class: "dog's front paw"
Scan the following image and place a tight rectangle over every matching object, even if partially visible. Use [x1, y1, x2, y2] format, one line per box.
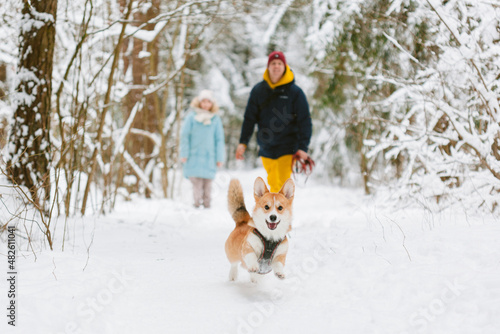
[275, 272, 285, 280]
[248, 265, 259, 273]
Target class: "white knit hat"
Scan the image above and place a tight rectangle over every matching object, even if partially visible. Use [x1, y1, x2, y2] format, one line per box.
[197, 89, 215, 102]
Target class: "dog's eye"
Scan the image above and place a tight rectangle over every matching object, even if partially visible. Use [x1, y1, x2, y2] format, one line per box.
[278, 206, 283, 211]
[265, 205, 270, 210]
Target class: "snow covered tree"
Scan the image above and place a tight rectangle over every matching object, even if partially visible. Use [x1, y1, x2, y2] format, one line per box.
[308, 0, 500, 211]
[0, 62, 7, 149]
[368, 0, 500, 211]
[119, 0, 161, 198]
[308, 0, 435, 192]
[75, 0, 233, 212]
[6, 0, 58, 211]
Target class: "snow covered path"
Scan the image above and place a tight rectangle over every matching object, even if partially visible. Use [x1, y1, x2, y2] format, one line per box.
[2, 169, 500, 334]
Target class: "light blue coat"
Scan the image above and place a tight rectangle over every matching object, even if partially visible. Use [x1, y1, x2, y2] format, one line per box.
[180, 110, 225, 179]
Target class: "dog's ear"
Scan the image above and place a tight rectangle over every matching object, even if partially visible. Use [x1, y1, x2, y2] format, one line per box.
[279, 178, 295, 200]
[254, 177, 269, 198]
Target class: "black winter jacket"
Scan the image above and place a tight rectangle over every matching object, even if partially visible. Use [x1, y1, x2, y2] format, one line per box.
[239, 77, 312, 159]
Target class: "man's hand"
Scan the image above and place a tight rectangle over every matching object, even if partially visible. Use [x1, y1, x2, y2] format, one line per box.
[235, 144, 246, 160]
[180, 157, 187, 163]
[294, 149, 309, 161]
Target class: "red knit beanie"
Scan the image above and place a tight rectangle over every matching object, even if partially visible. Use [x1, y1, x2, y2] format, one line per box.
[267, 51, 287, 67]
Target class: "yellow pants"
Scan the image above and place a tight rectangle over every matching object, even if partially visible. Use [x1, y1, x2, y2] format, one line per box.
[261, 155, 293, 193]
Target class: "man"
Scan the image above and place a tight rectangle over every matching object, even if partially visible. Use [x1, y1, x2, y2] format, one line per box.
[235, 51, 312, 192]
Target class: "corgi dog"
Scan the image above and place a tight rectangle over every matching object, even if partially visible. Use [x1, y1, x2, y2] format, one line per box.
[225, 177, 294, 282]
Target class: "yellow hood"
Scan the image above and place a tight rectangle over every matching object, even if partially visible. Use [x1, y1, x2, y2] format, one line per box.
[263, 65, 294, 90]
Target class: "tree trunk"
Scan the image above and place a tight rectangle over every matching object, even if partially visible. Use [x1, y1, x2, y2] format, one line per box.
[7, 0, 58, 211]
[122, 0, 161, 198]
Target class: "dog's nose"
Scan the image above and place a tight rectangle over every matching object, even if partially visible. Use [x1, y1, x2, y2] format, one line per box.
[269, 214, 277, 222]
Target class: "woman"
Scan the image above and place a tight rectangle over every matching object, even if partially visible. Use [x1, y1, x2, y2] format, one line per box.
[180, 90, 225, 208]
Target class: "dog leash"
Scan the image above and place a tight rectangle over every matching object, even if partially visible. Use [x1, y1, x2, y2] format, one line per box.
[291, 152, 315, 184]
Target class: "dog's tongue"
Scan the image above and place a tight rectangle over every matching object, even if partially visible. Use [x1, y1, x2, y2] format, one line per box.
[267, 222, 278, 230]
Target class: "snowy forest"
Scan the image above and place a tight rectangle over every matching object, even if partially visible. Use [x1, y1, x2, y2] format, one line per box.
[1, 0, 499, 220]
[1, 1, 500, 333]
